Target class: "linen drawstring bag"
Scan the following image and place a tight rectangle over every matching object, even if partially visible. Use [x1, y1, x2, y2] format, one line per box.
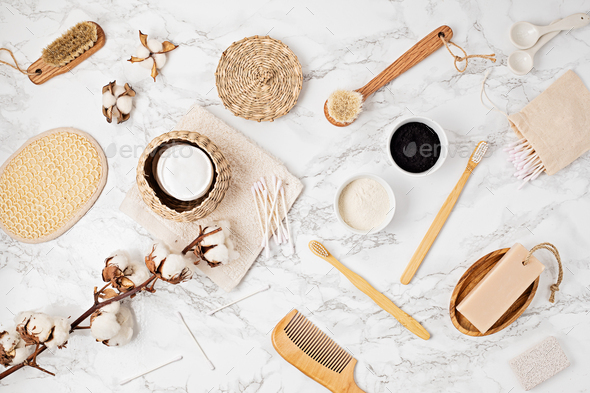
[482, 70, 590, 184]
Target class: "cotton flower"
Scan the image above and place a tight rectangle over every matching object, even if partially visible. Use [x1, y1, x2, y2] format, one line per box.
[128, 31, 178, 82]
[102, 250, 151, 293]
[0, 327, 34, 366]
[90, 301, 133, 346]
[105, 306, 133, 347]
[145, 243, 194, 284]
[189, 221, 238, 267]
[101, 80, 135, 124]
[90, 302, 134, 347]
[14, 312, 70, 349]
[44, 317, 70, 349]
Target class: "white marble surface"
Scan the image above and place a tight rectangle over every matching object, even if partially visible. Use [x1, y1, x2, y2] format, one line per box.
[1, 0, 590, 391]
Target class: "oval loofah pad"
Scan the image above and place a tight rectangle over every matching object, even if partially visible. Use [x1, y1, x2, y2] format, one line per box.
[215, 35, 303, 122]
[0, 128, 107, 243]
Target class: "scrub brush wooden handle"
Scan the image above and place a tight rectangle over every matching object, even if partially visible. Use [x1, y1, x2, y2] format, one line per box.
[400, 141, 489, 285]
[27, 21, 106, 85]
[357, 25, 453, 98]
[309, 240, 430, 340]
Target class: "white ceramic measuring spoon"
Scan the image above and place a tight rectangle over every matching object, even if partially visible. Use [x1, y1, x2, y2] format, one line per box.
[509, 13, 589, 49]
[508, 20, 560, 76]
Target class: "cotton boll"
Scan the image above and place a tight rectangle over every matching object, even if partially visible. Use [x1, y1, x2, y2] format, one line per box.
[154, 53, 167, 69]
[105, 306, 133, 347]
[226, 238, 239, 262]
[107, 250, 130, 270]
[204, 244, 229, 265]
[14, 311, 33, 326]
[139, 56, 154, 70]
[147, 39, 163, 53]
[91, 312, 121, 341]
[161, 254, 193, 280]
[116, 95, 133, 115]
[0, 327, 20, 354]
[44, 317, 70, 349]
[100, 301, 120, 314]
[102, 92, 116, 108]
[201, 226, 226, 246]
[113, 84, 126, 98]
[127, 261, 150, 287]
[11, 343, 33, 365]
[106, 325, 133, 346]
[25, 313, 54, 343]
[135, 45, 150, 59]
[151, 243, 170, 269]
[112, 106, 120, 121]
[116, 306, 133, 328]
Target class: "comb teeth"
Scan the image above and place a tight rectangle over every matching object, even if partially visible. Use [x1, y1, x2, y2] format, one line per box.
[309, 241, 329, 257]
[470, 141, 488, 163]
[284, 311, 352, 373]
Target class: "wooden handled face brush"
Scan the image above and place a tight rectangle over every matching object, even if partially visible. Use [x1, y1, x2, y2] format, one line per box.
[324, 25, 453, 127]
[272, 309, 366, 393]
[400, 141, 489, 285]
[308, 240, 430, 340]
[27, 21, 105, 85]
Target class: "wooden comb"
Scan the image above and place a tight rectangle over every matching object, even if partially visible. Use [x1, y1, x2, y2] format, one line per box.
[271, 309, 365, 393]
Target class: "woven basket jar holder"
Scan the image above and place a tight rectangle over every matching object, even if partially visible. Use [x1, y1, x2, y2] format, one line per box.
[136, 131, 231, 222]
[215, 35, 303, 122]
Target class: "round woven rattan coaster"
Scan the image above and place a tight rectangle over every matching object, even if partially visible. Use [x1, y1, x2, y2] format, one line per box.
[0, 128, 107, 243]
[215, 35, 303, 122]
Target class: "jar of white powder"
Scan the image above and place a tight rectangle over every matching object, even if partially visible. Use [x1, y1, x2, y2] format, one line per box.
[334, 173, 396, 234]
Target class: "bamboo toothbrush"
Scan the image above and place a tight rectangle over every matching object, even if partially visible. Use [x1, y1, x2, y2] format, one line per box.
[272, 309, 366, 393]
[308, 240, 430, 340]
[400, 141, 489, 285]
[324, 25, 452, 127]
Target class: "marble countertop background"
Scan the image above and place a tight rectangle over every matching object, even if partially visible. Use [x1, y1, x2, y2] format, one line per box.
[1, 0, 589, 392]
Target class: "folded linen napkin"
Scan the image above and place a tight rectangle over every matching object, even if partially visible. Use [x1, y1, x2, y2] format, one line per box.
[120, 104, 303, 291]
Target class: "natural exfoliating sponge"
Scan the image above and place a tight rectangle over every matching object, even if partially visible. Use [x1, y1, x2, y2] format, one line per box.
[42, 21, 98, 67]
[0, 128, 107, 243]
[327, 90, 363, 124]
[510, 336, 570, 391]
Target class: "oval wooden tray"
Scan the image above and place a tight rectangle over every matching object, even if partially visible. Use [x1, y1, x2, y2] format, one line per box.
[449, 248, 539, 336]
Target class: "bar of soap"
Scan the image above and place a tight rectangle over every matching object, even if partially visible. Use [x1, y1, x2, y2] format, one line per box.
[510, 336, 570, 391]
[456, 243, 544, 333]
[155, 144, 214, 201]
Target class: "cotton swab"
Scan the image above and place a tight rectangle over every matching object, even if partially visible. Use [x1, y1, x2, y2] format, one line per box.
[207, 285, 270, 316]
[258, 180, 284, 244]
[279, 185, 294, 254]
[251, 186, 265, 245]
[119, 355, 183, 385]
[505, 138, 545, 189]
[272, 176, 289, 241]
[266, 178, 285, 243]
[256, 182, 280, 246]
[177, 312, 215, 370]
[262, 189, 270, 257]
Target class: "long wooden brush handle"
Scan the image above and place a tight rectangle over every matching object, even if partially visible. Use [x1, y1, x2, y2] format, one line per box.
[400, 168, 472, 285]
[325, 256, 430, 340]
[357, 25, 453, 98]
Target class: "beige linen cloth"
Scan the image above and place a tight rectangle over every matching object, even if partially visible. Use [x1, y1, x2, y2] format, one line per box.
[508, 70, 590, 175]
[120, 104, 303, 292]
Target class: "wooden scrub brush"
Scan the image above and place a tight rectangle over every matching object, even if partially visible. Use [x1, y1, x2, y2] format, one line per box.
[28, 21, 105, 84]
[324, 26, 452, 127]
[0, 21, 105, 84]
